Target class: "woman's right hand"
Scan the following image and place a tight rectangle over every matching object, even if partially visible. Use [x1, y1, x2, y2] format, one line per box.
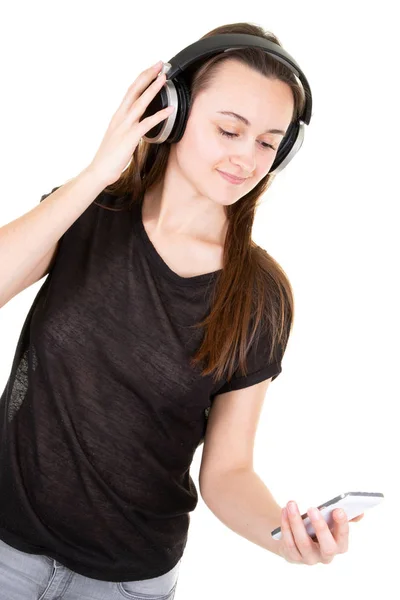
[87, 61, 174, 186]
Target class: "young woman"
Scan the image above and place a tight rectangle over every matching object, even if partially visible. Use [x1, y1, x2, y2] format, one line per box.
[0, 21, 363, 600]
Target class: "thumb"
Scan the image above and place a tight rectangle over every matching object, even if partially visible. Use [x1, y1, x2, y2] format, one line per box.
[349, 513, 364, 522]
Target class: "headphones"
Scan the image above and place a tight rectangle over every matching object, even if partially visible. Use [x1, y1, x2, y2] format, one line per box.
[140, 33, 312, 175]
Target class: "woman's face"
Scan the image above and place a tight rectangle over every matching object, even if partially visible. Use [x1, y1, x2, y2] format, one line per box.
[172, 58, 295, 207]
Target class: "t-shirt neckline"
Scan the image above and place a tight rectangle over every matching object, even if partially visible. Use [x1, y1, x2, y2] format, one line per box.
[133, 194, 222, 287]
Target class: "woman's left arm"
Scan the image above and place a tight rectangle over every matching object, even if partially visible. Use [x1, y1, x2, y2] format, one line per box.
[201, 468, 364, 565]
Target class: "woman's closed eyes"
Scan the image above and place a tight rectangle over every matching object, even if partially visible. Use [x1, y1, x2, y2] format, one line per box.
[217, 127, 276, 151]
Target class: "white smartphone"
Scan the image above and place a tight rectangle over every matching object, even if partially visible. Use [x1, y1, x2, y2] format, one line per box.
[271, 491, 384, 541]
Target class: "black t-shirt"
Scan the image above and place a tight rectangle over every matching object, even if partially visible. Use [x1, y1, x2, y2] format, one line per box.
[0, 187, 282, 582]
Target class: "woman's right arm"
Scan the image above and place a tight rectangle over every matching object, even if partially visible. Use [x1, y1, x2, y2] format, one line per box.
[0, 59, 174, 309]
[0, 167, 108, 309]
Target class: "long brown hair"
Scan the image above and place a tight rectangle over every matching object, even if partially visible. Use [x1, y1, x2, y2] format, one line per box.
[95, 22, 306, 385]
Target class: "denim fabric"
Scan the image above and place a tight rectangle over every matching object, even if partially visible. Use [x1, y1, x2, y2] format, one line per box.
[0, 537, 181, 599]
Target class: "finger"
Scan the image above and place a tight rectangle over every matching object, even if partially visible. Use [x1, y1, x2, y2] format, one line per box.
[306, 507, 338, 563]
[130, 72, 167, 120]
[331, 508, 349, 553]
[281, 507, 302, 562]
[286, 502, 315, 562]
[115, 72, 168, 134]
[137, 105, 175, 139]
[119, 62, 164, 113]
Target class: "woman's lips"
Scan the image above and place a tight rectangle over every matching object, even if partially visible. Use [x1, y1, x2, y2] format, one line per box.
[217, 170, 246, 184]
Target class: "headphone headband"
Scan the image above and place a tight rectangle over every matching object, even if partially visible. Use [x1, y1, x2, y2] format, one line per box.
[166, 34, 312, 124]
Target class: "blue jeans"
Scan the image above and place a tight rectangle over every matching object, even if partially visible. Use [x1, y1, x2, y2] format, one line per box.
[0, 537, 181, 599]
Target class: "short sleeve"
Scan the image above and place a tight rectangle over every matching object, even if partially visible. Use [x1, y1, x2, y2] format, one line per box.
[38, 185, 65, 265]
[40, 185, 62, 203]
[214, 324, 284, 395]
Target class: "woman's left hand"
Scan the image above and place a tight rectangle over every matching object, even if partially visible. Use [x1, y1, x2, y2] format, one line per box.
[277, 501, 364, 565]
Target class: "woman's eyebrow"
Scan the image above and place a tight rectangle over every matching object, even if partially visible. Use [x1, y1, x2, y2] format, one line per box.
[217, 110, 286, 136]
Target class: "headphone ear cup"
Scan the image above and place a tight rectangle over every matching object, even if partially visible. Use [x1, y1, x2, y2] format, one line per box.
[269, 120, 300, 174]
[165, 76, 191, 144]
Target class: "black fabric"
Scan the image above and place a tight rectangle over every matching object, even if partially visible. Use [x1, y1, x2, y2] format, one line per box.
[0, 187, 282, 582]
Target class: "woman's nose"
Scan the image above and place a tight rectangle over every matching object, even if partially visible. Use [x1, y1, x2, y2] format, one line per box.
[232, 142, 257, 174]
[231, 152, 256, 176]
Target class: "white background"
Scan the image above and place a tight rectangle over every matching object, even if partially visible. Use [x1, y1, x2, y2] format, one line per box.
[0, 1, 398, 598]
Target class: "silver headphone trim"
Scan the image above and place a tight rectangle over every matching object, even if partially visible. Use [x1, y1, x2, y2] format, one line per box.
[269, 122, 305, 175]
[142, 80, 178, 144]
